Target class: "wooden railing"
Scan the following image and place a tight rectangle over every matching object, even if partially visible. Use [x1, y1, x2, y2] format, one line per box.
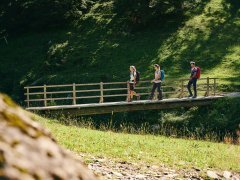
[24, 77, 218, 108]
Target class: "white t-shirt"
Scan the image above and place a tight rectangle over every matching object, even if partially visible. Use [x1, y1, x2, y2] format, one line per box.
[130, 71, 136, 83]
[154, 70, 161, 83]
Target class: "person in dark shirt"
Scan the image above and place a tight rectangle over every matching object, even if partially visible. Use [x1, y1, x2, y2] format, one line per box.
[187, 61, 198, 98]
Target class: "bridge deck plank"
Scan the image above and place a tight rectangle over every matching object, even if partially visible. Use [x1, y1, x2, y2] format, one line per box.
[26, 96, 224, 114]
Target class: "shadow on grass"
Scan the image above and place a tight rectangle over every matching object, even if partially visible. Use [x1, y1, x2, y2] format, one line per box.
[155, 0, 240, 78]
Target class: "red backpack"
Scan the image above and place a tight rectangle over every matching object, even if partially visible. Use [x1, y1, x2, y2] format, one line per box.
[196, 66, 201, 79]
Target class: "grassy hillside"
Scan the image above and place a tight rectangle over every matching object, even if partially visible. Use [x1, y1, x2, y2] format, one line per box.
[35, 115, 240, 172]
[0, 0, 239, 102]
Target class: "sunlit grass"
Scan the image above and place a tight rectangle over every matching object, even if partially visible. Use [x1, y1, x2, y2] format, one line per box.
[35, 115, 240, 171]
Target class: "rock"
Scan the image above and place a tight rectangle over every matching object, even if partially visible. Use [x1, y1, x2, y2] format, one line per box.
[112, 171, 123, 177]
[0, 94, 97, 180]
[151, 165, 159, 170]
[96, 158, 107, 163]
[232, 175, 240, 180]
[207, 170, 219, 179]
[223, 171, 232, 179]
[135, 174, 146, 179]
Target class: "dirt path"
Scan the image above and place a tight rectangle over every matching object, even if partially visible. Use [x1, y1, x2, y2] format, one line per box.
[77, 153, 240, 180]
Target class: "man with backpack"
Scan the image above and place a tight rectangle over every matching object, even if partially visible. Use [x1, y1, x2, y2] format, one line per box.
[187, 61, 200, 98]
[148, 64, 163, 100]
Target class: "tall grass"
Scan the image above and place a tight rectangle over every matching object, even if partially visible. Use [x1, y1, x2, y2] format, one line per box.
[43, 113, 239, 144]
[40, 97, 240, 144]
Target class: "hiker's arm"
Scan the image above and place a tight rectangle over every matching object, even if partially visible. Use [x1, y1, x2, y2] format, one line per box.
[156, 72, 161, 81]
[152, 74, 160, 83]
[134, 73, 137, 83]
[191, 72, 197, 79]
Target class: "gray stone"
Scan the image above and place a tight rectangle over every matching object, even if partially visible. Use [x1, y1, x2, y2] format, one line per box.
[135, 174, 146, 179]
[223, 171, 232, 179]
[112, 171, 123, 177]
[0, 94, 97, 180]
[207, 170, 219, 179]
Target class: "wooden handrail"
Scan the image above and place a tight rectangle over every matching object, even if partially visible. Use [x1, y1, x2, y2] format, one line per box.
[76, 89, 100, 93]
[24, 84, 216, 96]
[179, 77, 218, 81]
[76, 95, 101, 99]
[24, 77, 219, 108]
[25, 97, 74, 102]
[24, 90, 73, 95]
[75, 83, 101, 86]
[24, 78, 219, 89]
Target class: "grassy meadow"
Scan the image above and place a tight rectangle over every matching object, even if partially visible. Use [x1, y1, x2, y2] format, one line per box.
[35, 115, 240, 172]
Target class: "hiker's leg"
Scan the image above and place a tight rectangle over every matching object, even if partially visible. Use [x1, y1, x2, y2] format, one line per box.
[128, 83, 134, 101]
[187, 80, 193, 96]
[132, 83, 138, 98]
[149, 83, 157, 99]
[193, 79, 197, 97]
[132, 91, 137, 98]
[133, 84, 140, 100]
[157, 83, 163, 100]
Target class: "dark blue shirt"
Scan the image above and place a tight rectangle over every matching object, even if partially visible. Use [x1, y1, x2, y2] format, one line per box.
[191, 67, 197, 78]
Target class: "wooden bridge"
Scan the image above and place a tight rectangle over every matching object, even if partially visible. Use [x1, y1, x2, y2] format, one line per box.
[24, 77, 224, 115]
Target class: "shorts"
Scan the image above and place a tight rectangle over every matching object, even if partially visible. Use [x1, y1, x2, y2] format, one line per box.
[129, 83, 135, 91]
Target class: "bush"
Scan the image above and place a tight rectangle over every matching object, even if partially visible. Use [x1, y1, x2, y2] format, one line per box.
[113, 0, 207, 30]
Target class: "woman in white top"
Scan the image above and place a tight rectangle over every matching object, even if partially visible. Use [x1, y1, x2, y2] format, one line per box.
[149, 64, 163, 100]
[128, 66, 140, 102]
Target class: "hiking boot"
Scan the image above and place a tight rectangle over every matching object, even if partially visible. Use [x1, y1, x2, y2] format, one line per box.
[158, 95, 163, 100]
[137, 95, 141, 101]
[148, 96, 153, 100]
[188, 95, 193, 98]
[192, 95, 197, 99]
[127, 98, 132, 102]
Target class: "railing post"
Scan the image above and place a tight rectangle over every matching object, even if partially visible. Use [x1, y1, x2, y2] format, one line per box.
[44, 85, 47, 107]
[26, 87, 30, 108]
[206, 77, 210, 97]
[126, 81, 130, 101]
[179, 79, 184, 98]
[73, 83, 76, 105]
[213, 78, 216, 96]
[181, 79, 184, 98]
[99, 82, 104, 103]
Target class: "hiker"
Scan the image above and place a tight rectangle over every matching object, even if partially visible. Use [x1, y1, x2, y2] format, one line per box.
[187, 61, 199, 98]
[149, 64, 163, 100]
[127, 66, 140, 102]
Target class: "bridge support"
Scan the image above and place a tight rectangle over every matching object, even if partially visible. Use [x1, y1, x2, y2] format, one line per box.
[28, 96, 224, 116]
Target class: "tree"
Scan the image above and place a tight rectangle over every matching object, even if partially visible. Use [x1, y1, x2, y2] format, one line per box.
[0, 0, 93, 34]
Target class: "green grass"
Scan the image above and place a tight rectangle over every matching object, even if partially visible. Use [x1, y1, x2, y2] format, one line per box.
[0, 0, 240, 101]
[35, 115, 240, 172]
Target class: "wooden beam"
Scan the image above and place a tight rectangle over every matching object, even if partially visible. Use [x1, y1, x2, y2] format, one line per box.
[28, 96, 223, 116]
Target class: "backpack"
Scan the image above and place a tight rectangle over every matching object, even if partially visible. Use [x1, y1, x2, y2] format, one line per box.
[136, 71, 140, 83]
[196, 67, 201, 79]
[160, 70, 165, 81]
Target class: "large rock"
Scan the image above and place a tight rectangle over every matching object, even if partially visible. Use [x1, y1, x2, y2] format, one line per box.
[0, 94, 97, 180]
